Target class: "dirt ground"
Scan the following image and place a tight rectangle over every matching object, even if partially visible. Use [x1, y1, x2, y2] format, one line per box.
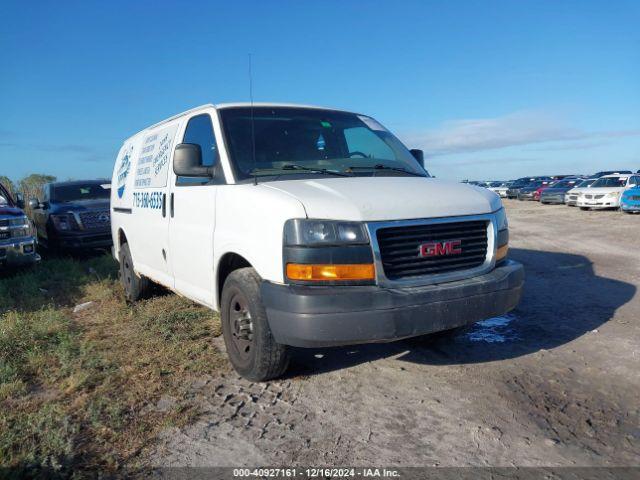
[149, 200, 640, 468]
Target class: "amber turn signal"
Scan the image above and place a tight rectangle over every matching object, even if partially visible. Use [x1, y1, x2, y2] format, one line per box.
[496, 244, 509, 262]
[286, 263, 375, 281]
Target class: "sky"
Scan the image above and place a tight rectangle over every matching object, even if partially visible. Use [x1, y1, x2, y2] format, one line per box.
[1, 0, 639, 182]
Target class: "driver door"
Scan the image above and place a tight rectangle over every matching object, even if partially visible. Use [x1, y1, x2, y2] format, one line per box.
[168, 111, 222, 306]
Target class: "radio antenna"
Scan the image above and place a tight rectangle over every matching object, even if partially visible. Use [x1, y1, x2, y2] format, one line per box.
[249, 53, 257, 185]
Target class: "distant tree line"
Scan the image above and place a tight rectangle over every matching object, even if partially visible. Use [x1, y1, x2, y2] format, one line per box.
[0, 174, 57, 211]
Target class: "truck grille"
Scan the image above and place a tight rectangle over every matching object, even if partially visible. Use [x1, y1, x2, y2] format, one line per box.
[79, 211, 110, 230]
[376, 220, 489, 280]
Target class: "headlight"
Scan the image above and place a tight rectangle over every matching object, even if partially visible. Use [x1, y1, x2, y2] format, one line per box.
[606, 192, 620, 198]
[495, 208, 508, 231]
[51, 214, 79, 231]
[51, 214, 70, 230]
[284, 219, 369, 246]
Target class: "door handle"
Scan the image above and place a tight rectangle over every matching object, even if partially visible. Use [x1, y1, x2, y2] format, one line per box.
[162, 193, 166, 217]
[170, 193, 174, 218]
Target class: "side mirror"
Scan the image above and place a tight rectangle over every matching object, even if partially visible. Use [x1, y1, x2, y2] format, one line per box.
[28, 198, 40, 210]
[16, 193, 24, 209]
[173, 143, 213, 177]
[410, 149, 425, 168]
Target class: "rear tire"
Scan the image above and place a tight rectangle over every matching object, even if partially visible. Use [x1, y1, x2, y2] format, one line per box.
[221, 267, 289, 381]
[119, 242, 150, 303]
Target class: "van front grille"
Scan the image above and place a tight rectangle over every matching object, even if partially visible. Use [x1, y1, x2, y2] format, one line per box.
[376, 220, 489, 280]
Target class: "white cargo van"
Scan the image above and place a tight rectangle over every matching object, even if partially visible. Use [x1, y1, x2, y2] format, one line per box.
[111, 103, 524, 381]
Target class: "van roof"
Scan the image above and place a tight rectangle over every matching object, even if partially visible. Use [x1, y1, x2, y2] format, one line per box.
[125, 102, 350, 142]
[601, 174, 632, 178]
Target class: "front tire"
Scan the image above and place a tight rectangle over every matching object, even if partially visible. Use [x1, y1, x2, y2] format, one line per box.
[119, 242, 150, 303]
[580, 207, 590, 211]
[221, 267, 289, 381]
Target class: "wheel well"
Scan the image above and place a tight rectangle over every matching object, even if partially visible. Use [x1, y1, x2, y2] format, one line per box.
[118, 229, 128, 246]
[217, 253, 251, 306]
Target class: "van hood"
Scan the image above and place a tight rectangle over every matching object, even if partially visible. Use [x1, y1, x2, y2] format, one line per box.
[261, 177, 501, 221]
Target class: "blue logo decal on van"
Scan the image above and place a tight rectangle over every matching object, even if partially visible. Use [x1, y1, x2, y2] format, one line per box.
[116, 147, 132, 198]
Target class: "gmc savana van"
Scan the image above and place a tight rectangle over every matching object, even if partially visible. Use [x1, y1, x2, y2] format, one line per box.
[111, 103, 524, 381]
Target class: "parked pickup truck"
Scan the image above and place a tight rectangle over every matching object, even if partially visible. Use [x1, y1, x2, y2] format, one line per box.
[29, 180, 113, 251]
[0, 182, 39, 268]
[110, 103, 525, 381]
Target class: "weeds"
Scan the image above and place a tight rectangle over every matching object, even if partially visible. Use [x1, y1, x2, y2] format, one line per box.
[0, 253, 223, 475]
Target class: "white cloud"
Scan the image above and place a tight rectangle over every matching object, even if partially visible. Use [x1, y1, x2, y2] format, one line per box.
[405, 110, 640, 155]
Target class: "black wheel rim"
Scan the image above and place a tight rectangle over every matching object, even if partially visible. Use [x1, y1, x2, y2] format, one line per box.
[227, 291, 254, 362]
[123, 255, 133, 293]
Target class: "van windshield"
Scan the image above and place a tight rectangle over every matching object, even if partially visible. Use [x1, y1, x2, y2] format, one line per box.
[219, 107, 428, 181]
[52, 183, 111, 202]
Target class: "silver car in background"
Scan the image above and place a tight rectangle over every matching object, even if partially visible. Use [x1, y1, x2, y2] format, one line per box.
[565, 178, 597, 206]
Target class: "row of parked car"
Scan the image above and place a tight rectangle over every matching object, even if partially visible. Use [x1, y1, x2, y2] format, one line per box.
[3, 165, 638, 271]
[0, 179, 112, 269]
[468, 170, 640, 213]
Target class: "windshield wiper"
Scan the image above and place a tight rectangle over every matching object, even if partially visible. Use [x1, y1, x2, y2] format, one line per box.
[253, 164, 352, 177]
[282, 164, 353, 177]
[347, 164, 425, 177]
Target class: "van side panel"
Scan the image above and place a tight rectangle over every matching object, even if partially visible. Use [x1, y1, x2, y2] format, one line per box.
[212, 185, 306, 310]
[111, 138, 140, 260]
[111, 120, 182, 288]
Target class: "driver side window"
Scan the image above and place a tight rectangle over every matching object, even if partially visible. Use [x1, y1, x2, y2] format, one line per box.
[177, 114, 219, 186]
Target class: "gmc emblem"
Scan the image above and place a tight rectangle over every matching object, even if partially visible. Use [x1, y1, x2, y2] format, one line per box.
[418, 240, 462, 258]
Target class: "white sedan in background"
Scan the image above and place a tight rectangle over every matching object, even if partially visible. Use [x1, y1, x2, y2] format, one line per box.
[487, 181, 511, 198]
[576, 174, 640, 210]
[565, 178, 597, 206]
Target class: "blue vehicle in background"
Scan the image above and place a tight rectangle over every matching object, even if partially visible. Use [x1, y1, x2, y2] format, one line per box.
[620, 186, 640, 213]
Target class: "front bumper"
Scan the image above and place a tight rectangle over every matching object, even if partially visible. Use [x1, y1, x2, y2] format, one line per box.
[540, 194, 566, 204]
[51, 230, 113, 249]
[566, 195, 579, 205]
[621, 200, 640, 212]
[517, 192, 537, 201]
[0, 238, 40, 268]
[261, 260, 524, 348]
[576, 198, 620, 209]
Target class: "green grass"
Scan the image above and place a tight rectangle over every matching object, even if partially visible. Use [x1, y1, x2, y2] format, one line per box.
[0, 254, 223, 476]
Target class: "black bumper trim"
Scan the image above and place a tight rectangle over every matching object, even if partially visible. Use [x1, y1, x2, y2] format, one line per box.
[52, 232, 113, 249]
[261, 260, 524, 347]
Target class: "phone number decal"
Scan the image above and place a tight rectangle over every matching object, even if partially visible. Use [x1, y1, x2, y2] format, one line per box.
[133, 191, 163, 210]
